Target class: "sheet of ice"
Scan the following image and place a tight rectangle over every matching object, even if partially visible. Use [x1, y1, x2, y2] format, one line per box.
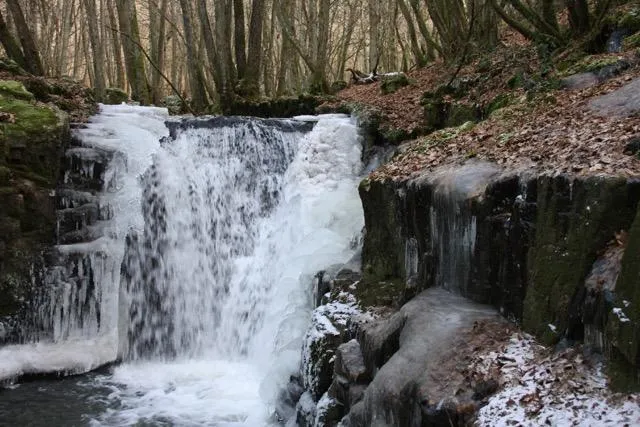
[0, 335, 118, 382]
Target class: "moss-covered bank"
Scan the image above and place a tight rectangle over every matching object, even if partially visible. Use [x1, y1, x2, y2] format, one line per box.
[0, 81, 69, 322]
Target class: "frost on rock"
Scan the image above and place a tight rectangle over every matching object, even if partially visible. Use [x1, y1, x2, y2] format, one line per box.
[296, 391, 317, 427]
[476, 333, 640, 427]
[302, 291, 361, 400]
[314, 392, 342, 427]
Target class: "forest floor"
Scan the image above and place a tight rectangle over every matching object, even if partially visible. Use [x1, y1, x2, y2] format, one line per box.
[324, 39, 640, 181]
[466, 324, 640, 426]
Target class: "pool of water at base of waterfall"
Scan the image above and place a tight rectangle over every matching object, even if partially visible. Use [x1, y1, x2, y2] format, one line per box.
[0, 358, 283, 426]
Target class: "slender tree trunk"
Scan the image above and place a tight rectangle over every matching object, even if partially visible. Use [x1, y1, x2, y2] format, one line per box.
[6, 0, 44, 75]
[178, 0, 208, 111]
[83, 0, 106, 100]
[149, 0, 168, 103]
[240, 0, 266, 98]
[107, 0, 125, 88]
[398, 0, 427, 66]
[233, 0, 247, 80]
[0, 10, 27, 70]
[115, 0, 151, 103]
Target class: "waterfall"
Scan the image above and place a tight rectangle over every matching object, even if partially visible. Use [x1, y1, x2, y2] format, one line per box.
[0, 105, 365, 426]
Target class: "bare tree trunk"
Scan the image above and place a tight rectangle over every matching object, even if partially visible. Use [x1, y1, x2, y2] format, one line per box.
[149, 0, 168, 103]
[115, 0, 151, 103]
[178, 0, 208, 111]
[6, 0, 44, 74]
[107, 0, 125, 88]
[83, 0, 106, 100]
[398, 0, 427, 66]
[0, 9, 27, 70]
[233, 0, 247, 80]
[368, 0, 380, 70]
[239, 0, 266, 98]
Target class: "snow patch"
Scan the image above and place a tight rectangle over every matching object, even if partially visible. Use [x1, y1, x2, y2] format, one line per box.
[477, 334, 640, 426]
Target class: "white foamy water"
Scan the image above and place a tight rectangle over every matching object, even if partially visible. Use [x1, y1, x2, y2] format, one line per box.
[0, 105, 364, 426]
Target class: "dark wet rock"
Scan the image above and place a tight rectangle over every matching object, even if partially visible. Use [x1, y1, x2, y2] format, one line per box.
[524, 176, 638, 344]
[342, 288, 500, 427]
[276, 375, 305, 422]
[472, 378, 499, 401]
[590, 77, 640, 117]
[359, 161, 640, 387]
[607, 205, 640, 391]
[335, 340, 368, 383]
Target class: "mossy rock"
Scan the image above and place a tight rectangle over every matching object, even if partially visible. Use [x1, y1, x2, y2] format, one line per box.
[354, 278, 406, 308]
[609, 6, 640, 33]
[422, 98, 447, 132]
[104, 87, 129, 105]
[330, 80, 348, 94]
[360, 179, 405, 284]
[507, 71, 526, 89]
[381, 73, 409, 95]
[445, 102, 479, 128]
[486, 93, 515, 116]
[0, 58, 27, 76]
[563, 55, 624, 76]
[523, 176, 635, 345]
[163, 95, 185, 115]
[0, 80, 34, 102]
[623, 31, 640, 49]
[606, 204, 640, 391]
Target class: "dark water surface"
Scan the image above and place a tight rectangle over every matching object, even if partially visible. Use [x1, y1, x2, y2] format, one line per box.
[0, 371, 113, 427]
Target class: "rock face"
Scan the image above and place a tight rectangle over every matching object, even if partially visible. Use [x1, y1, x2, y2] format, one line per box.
[0, 81, 70, 337]
[358, 160, 640, 389]
[344, 289, 500, 427]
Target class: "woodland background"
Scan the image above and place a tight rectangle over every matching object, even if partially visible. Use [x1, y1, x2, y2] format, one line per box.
[0, 0, 620, 112]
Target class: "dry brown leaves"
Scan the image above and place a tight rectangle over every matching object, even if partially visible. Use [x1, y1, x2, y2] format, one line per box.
[371, 64, 640, 183]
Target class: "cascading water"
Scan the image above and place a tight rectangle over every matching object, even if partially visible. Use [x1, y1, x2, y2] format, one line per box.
[0, 105, 364, 426]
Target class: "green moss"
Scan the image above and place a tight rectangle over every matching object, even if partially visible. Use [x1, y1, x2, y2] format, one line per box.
[623, 31, 640, 49]
[381, 73, 410, 95]
[104, 87, 129, 105]
[562, 55, 622, 76]
[330, 80, 348, 94]
[524, 176, 633, 345]
[381, 127, 411, 144]
[613, 6, 640, 32]
[606, 204, 640, 391]
[445, 102, 478, 128]
[354, 278, 406, 308]
[0, 58, 27, 76]
[486, 93, 515, 116]
[0, 94, 59, 141]
[0, 80, 34, 102]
